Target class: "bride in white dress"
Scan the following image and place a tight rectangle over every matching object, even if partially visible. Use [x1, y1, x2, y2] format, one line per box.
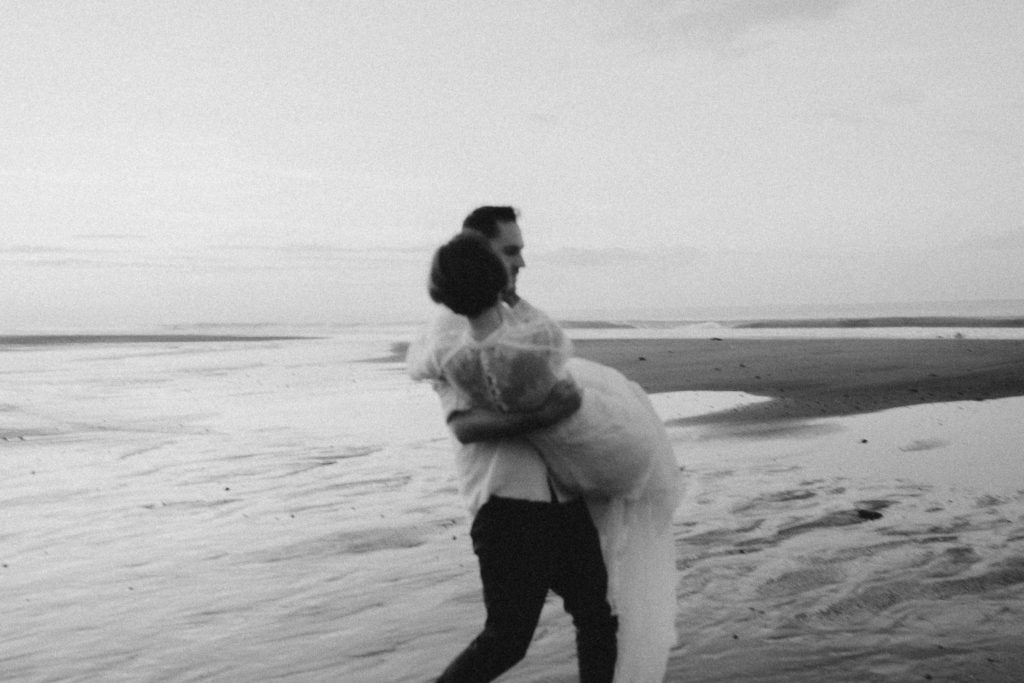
[417, 232, 683, 682]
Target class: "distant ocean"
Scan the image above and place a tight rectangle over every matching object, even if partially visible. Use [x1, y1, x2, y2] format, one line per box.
[527, 297, 1024, 342]
[6, 298, 1024, 339]
[5, 299, 1024, 350]
[548, 297, 1024, 324]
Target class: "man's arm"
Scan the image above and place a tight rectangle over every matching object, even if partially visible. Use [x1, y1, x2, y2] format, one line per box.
[447, 378, 581, 444]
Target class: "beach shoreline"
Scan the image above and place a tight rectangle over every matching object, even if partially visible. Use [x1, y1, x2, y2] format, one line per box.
[575, 337, 1024, 422]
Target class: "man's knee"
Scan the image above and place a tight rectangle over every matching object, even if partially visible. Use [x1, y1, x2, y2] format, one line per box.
[573, 608, 618, 648]
[487, 623, 534, 664]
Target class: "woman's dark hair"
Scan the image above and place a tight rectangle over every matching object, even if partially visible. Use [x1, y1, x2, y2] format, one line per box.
[429, 233, 508, 317]
[462, 206, 518, 239]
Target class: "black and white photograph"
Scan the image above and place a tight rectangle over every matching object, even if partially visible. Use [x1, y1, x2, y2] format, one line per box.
[2, 2, 1023, 681]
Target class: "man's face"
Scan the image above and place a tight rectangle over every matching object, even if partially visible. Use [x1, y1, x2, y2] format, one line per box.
[489, 220, 526, 294]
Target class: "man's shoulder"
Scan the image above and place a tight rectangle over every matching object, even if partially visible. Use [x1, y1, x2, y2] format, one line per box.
[506, 299, 571, 358]
[508, 298, 555, 325]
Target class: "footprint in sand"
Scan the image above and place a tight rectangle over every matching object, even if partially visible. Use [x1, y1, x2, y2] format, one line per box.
[775, 502, 890, 540]
[923, 545, 982, 578]
[898, 437, 948, 452]
[731, 488, 818, 515]
[817, 556, 1024, 620]
[757, 564, 847, 598]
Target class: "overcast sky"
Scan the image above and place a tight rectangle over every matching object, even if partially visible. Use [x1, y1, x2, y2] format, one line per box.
[2, 0, 1023, 329]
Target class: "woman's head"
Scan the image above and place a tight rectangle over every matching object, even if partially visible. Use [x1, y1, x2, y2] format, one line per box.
[429, 232, 509, 317]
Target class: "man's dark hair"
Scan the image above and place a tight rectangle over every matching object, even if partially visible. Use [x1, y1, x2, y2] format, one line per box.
[429, 233, 509, 318]
[461, 206, 518, 239]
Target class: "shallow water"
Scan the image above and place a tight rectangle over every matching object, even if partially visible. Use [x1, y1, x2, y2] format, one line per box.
[1, 336, 469, 681]
[660, 395, 1024, 682]
[2, 334, 1023, 681]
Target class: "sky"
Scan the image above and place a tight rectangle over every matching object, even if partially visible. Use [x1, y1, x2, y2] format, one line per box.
[2, 0, 1023, 329]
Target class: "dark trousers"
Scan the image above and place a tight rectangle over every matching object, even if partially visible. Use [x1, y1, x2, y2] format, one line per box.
[437, 496, 617, 683]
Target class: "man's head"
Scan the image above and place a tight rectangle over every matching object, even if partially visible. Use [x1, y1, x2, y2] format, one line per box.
[461, 206, 525, 296]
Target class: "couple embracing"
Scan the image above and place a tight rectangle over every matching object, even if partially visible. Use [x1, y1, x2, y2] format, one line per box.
[407, 206, 683, 682]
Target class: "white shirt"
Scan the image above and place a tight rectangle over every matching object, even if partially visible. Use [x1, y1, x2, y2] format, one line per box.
[407, 300, 569, 515]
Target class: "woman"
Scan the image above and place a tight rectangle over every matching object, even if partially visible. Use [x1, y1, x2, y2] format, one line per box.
[422, 232, 683, 682]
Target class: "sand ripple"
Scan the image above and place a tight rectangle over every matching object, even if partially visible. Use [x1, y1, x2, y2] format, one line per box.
[2, 337, 1023, 681]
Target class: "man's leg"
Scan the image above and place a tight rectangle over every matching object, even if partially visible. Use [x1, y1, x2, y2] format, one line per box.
[437, 497, 552, 683]
[551, 499, 618, 683]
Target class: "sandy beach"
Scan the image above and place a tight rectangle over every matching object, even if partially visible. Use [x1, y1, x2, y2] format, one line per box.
[575, 336, 1024, 421]
[2, 331, 1023, 681]
[7, 0, 1024, 680]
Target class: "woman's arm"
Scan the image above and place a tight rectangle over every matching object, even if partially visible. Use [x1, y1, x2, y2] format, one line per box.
[447, 378, 581, 444]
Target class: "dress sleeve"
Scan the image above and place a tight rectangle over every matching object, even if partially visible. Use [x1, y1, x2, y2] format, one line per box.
[510, 298, 573, 363]
[435, 379, 470, 420]
[406, 329, 440, 381]
[406, 311, 466, 381]
[481, 310, 572, 413]
[407, 313, 477, 420]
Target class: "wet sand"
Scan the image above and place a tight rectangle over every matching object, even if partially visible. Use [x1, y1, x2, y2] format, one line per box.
[2, 334, 1023, 681]
[652, 391, 1024, 682]
[577, 337, 1024, 422]
[580, 336, 1024, 682]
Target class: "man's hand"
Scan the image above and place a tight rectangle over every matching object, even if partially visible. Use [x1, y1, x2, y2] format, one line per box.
[536, 378, 582, 423]
[446, 379, 582, 444]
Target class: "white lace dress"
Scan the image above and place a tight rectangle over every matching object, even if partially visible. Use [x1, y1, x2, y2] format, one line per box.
[439, 311, 683, 682]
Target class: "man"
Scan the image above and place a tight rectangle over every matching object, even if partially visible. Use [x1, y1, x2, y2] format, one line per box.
[407, 206, 618, 682]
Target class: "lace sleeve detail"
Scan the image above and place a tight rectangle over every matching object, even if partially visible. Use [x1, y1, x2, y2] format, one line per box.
[441, 342, 556, 414]
[436, 308, 573, 414]
[442, 345, 501, 411]
[479, 316, 570, 413]
[483, 346, 558, 412]
[407, 310, 467, 382]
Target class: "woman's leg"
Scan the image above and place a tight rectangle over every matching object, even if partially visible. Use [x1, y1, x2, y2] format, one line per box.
[550, 498, 618, 683]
